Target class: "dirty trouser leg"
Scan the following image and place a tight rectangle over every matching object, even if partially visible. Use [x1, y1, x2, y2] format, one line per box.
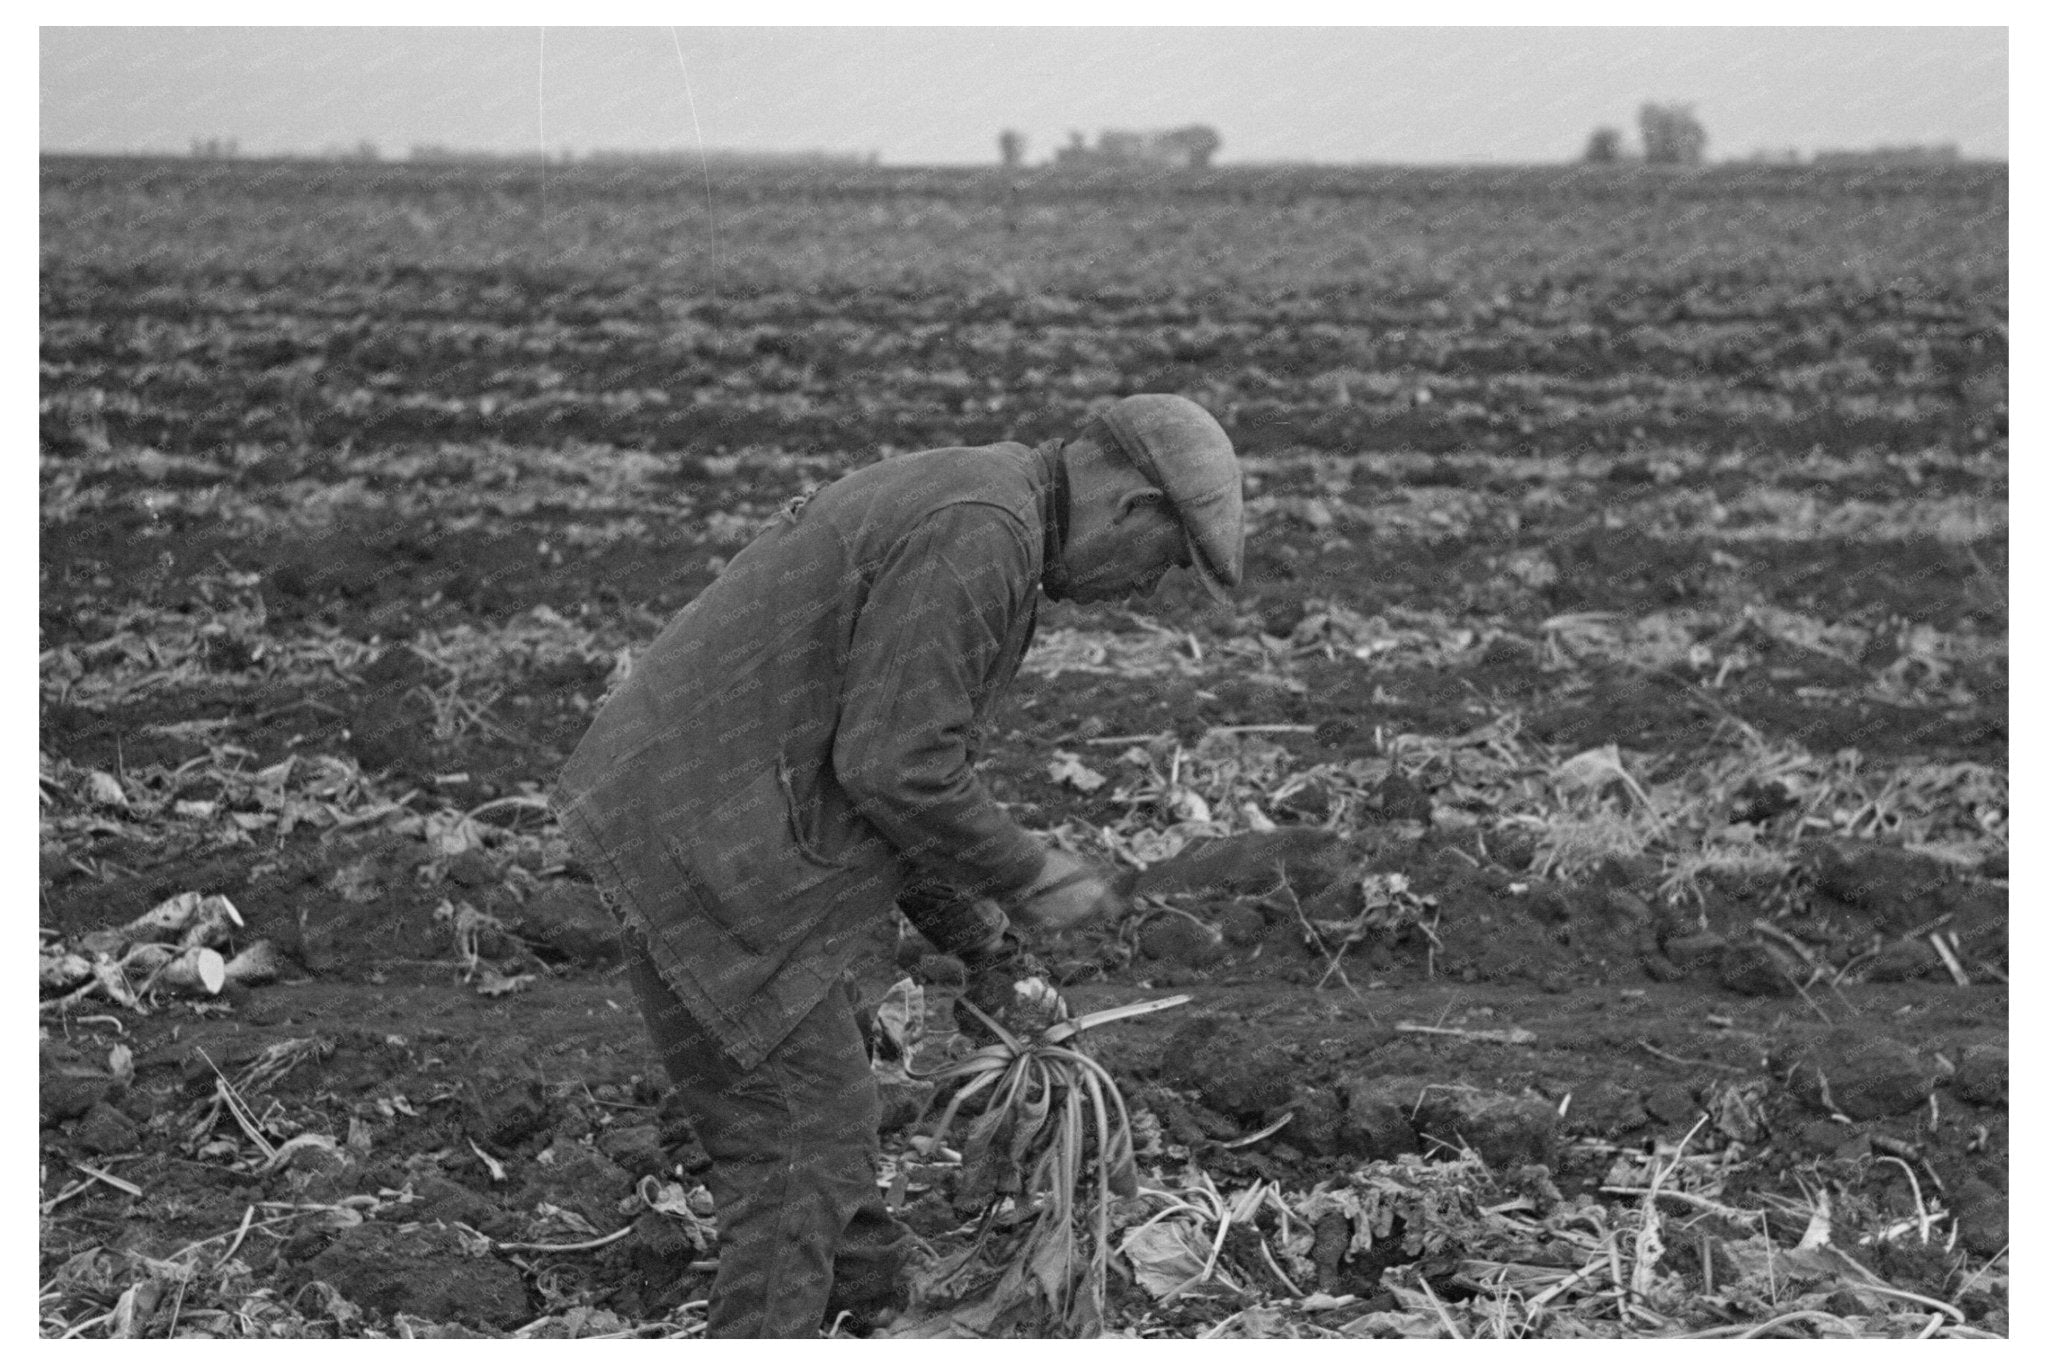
[624, 939, 909, 1337]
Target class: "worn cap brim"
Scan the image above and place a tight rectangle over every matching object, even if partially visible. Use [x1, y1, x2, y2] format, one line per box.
[1168, 474, 1243, 604]
[1184, 533, 1237, 604]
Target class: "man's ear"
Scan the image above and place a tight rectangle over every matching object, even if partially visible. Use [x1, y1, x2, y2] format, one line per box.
[1112, 486, 1168, 524]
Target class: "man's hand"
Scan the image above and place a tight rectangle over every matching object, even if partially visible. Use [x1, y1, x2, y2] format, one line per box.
[1009, 848, 1123, 930]
[958, 932, 1056, 1044]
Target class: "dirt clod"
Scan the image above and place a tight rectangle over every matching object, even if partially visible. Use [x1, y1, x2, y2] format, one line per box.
[597, 1122, 671, 1179]
[1807, 841, 1949, 927]
[1414, 1088, 1559, 1169]
[1786, 1030, 1941, 1120]
[914, 952, 967, 988]
[1951, 1178, 2009, 1258]
[1642, 1083, 1699, 1126]
[40, 1042, 120, 1126]
[291, 1222, 532, 1331]
[1372, 774, 1433, 823]
[1137, 914, 1227, 967]
[515, 884, 622, 966]
[1716, 940, 1800, 997]
[407, 1173, 522, 1239]
[1863, 937, 1940, 982]
[1563, 1078, 1649, 1135]
[69, 1101, 140, 1155]
[876, 1069, 936, 1136]
[1279, 1086, 1347, 1156]
[1310, 1210, 1351, 1289]
[467, 1076, 552, 1148]
[446, 850, 498, 889]
[1662, 931, 1727, 972]
[1952, 1043, 2008, 1108]
[1159, 1018, 1293, 1118]
[516, 1148, 634, 1232]
[297, 894, 445, 976]
[1141, 829, 1349, 900]
[1216, 902, 1268, 947]
[1337, 1077, 1425, 1160]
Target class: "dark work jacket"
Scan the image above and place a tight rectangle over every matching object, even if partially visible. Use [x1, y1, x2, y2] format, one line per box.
[554, 442, 1057, 1069]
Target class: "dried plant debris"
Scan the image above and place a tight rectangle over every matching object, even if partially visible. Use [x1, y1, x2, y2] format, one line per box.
[40, 1102, 2005, 1339]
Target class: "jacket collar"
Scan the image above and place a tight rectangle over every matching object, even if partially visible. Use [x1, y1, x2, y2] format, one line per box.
[1035, 439, 1070, 572]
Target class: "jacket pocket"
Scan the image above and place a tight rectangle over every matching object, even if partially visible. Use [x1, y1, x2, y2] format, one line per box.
[777, 749, 873, 871]
[662, 760, 838, 954]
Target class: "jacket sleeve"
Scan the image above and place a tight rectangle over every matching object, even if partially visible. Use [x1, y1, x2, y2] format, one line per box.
[834, 504, 1048, 900]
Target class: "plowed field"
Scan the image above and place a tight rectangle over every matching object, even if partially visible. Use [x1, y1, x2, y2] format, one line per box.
[39, 158, 2007, 1338]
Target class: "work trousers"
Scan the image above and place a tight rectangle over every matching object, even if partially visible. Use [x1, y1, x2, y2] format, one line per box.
[623, 935, 912, 1338]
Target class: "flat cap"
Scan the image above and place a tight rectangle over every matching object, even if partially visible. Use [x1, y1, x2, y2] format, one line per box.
[1097, 394, 1244, 601]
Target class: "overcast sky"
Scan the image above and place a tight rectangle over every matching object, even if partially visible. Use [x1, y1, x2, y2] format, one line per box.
[40, 25, 2008, 165]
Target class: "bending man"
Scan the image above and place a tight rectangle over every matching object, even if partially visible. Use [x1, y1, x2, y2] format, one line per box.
[554, 394, 1244, 1336]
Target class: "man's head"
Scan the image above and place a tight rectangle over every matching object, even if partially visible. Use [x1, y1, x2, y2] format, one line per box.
[1044, 395, 1243, 605]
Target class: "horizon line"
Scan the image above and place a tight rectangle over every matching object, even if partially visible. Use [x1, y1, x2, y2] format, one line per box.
[38, 148, 2005, 169]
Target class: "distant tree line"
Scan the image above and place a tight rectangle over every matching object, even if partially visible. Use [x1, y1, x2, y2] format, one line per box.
[404, 145, 879, 166]
[1583, 103, 1708, 165]
[1584, 104, 1972, 167]
[1000, 126, 1222, 171]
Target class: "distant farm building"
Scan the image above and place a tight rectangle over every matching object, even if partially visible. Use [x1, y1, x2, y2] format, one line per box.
[1053, 126, 1221, 170]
